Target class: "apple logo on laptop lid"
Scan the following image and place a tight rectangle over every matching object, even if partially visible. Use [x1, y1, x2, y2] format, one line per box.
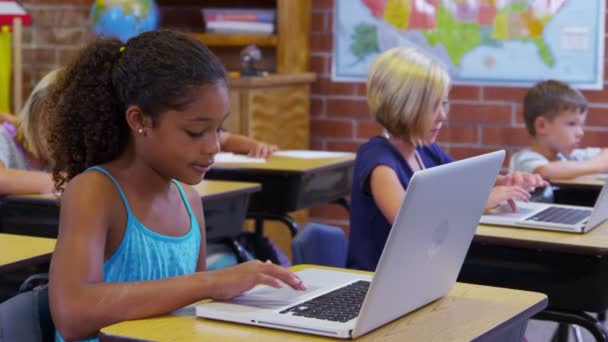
[429, 220, 449, 258]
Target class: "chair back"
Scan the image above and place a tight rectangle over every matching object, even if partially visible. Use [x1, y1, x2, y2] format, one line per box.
[291, 223, 347, 267]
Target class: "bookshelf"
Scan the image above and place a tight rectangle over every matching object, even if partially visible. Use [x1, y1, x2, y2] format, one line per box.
[157, 0, 311, 73]
[190, 33, 278, 47]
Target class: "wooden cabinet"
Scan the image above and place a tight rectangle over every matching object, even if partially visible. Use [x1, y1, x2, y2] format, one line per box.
[226, 73, 315, 149]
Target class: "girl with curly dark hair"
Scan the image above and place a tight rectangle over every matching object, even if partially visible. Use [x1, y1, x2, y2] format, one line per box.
[46, 30, 304, 341]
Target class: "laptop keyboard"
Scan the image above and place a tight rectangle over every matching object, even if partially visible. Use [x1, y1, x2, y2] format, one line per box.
[279, 280, 370, 323]
[525, 206, 592, 225]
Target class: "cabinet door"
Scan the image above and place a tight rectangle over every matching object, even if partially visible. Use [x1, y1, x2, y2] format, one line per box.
[243, 85, 310, 149]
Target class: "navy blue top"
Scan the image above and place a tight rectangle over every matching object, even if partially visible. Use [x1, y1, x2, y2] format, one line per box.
[347, 136, 453, 271]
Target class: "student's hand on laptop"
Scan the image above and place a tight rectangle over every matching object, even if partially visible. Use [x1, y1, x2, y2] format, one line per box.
[248, 142, 278, 159]
[486, 185, 531, 212]
[497, 172, 548, 192]
[208, 260, 306, 300]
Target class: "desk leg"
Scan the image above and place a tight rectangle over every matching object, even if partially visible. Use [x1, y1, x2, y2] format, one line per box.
[248, 213, 300, 260]
[534, 309, 608, 342]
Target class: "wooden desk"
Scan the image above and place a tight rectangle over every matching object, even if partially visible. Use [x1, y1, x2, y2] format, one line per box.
[459, 222, 608, 341]
[100, 265, 546, 342]
[0, 180, 261, 241]
[0, 233, 55, 272]
[205, 153, 355, 236]
[193, 180, 261, 241]
[551, 175, 606, 206]
[552, 175, 606, 190]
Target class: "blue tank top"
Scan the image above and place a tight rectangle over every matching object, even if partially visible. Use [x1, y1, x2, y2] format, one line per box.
[56, 166, 201, 342]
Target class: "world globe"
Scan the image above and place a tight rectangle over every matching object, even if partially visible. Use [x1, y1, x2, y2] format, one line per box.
[91, 0, 159, 42]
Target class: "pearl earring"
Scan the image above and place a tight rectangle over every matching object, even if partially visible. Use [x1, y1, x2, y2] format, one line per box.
[138, 128, 144, 134]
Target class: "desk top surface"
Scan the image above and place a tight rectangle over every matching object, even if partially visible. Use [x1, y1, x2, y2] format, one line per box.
[0, 233, 56, 269]
[3, 180, 260, 204]
[476, 219, 608, 253]
[211, 154, 355, 174]
[552, 175, 607, 188]
[193, 180, 261, 202]
[101, 265, 546, 342]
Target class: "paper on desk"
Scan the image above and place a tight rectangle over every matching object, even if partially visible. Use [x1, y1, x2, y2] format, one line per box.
[273, 150, 353, 159]
[214, 152, 266, 163]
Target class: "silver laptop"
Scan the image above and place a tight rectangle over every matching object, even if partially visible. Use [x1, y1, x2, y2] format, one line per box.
[196, 150, 504, 339]
[480, 179, 608, 233]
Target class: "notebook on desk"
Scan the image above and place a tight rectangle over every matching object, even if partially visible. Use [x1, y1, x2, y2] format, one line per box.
[480, 179, 608, 233]
[195, 150, 504, 339]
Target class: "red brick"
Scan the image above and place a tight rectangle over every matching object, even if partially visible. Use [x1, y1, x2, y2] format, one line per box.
[356, 82, 367, 96]
[310, 138, 324, 150]
[356, 120, 382, 139]
[25, 0, 91, 4]
[34, 27, 88, 46]
[449, 103, 512, 124]
[312, 77, 358, 96]
[449, 86, 480, 101]
[310, 97, 325, 117]
[482, 127, 531, 146]
[310, 203, 349, 220]
[437, 124, 478, 144]
[58, 48, 82, 65]
[582, 130, 608, 147]
[326, 140, 363, 152]
[327, 98, 369, 119]
[327, 10, 334, 32]
[311, 55, 329, 75]
[22, 47, 57, 66]
[311, 118, 354, 138]
[311, 32, 333, 52]
[483, 86, 527, 102]
[312, 11, 326, 32]
[586, 106, 608, 127]
[514, 105, 525, 124]
[29, 7, 89, 27]
[312, 0, 334, 9]
[582, 89, 608, 103]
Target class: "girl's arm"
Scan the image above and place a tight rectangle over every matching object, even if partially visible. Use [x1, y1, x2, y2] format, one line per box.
[369, 165, 406, 224]
[219, 131, 278, 158]
[50, 173, 304, 341]
[0, 163, 54, 194]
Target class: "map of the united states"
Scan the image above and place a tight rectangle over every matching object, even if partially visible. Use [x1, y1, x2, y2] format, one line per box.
[356, 0, 565, 68]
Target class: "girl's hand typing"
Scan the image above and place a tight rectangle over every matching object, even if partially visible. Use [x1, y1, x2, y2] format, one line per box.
[208, 260, 306, 300]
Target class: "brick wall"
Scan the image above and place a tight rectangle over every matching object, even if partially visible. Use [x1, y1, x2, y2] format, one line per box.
[308, 0, 608, 231]
[13, 0, 608, 232]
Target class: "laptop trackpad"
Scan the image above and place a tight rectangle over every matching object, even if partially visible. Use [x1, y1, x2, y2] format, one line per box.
[227, 285, 324, 310]
[485, 203, 538, 219]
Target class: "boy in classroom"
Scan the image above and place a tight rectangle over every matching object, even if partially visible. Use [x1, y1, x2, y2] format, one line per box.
[348, 47, 548, 272]
[0, 70, 58, 195]
[510, 80, 608, 192]
[45, 30, 304, 341]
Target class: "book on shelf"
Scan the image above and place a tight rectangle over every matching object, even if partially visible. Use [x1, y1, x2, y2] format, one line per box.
[202, 8, 275, 23]
[202, 8, 275, 34]
[205, 21, 274, 34]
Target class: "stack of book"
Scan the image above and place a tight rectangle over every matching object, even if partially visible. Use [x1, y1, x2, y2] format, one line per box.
[202, 8, 275, 34]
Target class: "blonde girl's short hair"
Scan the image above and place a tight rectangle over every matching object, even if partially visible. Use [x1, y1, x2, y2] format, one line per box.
[367, 47, 450, 146]
[18, 69, 60, 158]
